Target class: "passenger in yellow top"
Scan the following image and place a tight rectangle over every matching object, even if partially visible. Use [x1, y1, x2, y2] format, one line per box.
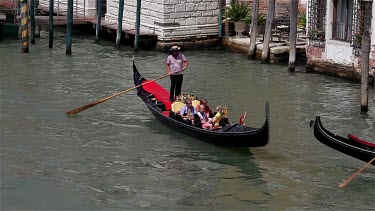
[212, 106, 223, 130]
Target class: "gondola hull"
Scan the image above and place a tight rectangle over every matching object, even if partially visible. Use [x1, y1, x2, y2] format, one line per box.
[146, 103, 269, 147]
[133, 61, 270, 147]
[312, 116, 375, 165]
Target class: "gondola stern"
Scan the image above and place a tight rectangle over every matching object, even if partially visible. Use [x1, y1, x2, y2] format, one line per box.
[132, 60, 146, 90]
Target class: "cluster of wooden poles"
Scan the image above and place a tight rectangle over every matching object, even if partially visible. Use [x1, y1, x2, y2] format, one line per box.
[246, 0, 300, 70]
[21, 0, 143, 54]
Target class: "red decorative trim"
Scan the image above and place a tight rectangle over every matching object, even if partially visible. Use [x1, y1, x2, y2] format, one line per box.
[347, 134, 375, 147]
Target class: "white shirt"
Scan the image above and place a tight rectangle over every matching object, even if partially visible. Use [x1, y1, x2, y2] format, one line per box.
[166, 53, 187, 75]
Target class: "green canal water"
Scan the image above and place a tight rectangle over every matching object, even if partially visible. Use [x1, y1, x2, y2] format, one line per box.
[1, 32, 374, 210]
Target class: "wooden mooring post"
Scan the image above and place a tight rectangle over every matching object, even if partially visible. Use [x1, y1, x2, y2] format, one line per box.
[218, 0, 223, 43]
[134, 0, 141, 52]
[30, 0, 35, 44]
[116, 0, 124, 48]
[66, 0, 73, 55]
[261, 0, 276, 63]
[95, 0, 102, 43]
[248, 0, 259, 59]
[288, 0, 298, 71]
[360, 30, 371, 112]
[49, 0, 54, 48]
[20, 0, 29, 53]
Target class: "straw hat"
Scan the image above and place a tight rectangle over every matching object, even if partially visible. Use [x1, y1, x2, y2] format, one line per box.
[170, 45, 181, 51]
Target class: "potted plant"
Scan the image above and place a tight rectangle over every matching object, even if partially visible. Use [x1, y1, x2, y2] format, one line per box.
[245, 13, 266, 36]
[225, 2, 251, 37]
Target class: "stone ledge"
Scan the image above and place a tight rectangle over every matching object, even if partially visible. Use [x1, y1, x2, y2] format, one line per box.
[223, 36, 307, 63]
[306, 60, 361, 81]
[156, 37, 219, 51]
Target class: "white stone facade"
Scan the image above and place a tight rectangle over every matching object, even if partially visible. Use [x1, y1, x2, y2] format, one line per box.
[105, 0, 220, 41]
[38, 0, 97, 18]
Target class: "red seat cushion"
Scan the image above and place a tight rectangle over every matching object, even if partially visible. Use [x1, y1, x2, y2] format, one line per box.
[347, 134, 375, 147]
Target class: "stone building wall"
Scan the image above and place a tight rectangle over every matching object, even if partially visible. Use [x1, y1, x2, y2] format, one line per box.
[105, 0, 219, 43]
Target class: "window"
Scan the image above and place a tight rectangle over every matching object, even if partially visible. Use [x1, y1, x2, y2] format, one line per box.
[331, 0, 354, 41]
[308, 0, 327, 40]
[352, 0, 373, 48]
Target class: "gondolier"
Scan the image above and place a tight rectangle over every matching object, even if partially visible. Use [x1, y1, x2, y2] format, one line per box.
[166, 46, 188, 102]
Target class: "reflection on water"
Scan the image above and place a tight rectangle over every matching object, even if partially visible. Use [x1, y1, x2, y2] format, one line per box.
[1, 34, 374, 210]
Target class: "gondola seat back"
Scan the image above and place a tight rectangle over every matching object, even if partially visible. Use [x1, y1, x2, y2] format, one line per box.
[192, 100, 200, 108]
[171, 102, 185, 113]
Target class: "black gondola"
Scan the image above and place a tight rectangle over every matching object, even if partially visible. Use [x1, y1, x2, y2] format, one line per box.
[311, 116, 375, 165]
[133, 61, 270, 147]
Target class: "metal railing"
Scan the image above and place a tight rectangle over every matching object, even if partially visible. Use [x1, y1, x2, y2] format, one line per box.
[331, 22, 352, 42]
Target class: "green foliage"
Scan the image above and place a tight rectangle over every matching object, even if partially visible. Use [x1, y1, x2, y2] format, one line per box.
[225, 2, 251, 23]
[354, 33, 362, 44]
[298, 13, 306, 28]
[308, 29, 325, 40]
[244, 13, 266, 26]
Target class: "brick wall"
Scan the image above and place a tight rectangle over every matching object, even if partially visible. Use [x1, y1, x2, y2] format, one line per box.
[237, 0, 306, 16]
[306, 60, 362, 81]
[306, 45, 324, 60]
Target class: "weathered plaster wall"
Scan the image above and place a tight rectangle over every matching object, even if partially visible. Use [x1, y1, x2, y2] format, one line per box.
[105, 0, 219, 42]
[39, 0, 97, 17]
[325, 40, 353, 65]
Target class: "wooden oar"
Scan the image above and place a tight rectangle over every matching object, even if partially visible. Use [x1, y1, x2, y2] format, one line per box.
[66, 73, 170, 115]
[338, 157, 375, 188]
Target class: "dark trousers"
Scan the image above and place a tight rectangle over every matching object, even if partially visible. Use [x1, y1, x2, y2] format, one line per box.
[170, 74, 183, 100]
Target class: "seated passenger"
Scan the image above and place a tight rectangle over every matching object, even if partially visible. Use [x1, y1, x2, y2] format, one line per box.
[197, 105, 213, 130]
[212, 105, 223, 130]
[220, 107, 229, 126]
[196, 98, 213, 118]
[179, 100, 197, 125]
